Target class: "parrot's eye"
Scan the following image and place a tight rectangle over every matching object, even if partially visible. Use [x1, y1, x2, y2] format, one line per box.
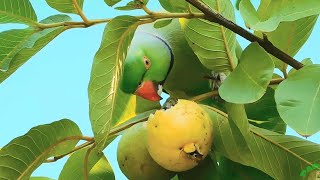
[143, 56, 151, 69]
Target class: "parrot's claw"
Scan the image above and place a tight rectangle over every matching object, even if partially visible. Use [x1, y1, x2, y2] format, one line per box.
[162, 98, 178, 110]
[209, 71, 227, 90]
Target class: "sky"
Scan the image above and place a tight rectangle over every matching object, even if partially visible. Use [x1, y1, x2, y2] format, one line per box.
[0, 0, 319, 179]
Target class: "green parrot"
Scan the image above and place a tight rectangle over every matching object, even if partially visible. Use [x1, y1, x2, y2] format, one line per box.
[121, 19, 211, 101]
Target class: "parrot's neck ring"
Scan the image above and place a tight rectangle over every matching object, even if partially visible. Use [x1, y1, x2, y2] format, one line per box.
[142, 32, 174, 86]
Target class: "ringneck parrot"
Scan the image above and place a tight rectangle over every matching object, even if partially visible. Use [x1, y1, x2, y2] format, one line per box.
[121, 19, 211, 101]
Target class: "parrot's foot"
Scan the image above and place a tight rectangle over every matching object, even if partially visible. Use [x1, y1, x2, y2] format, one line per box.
[207, 71, 227, 90]
[162, 98, 178, 110]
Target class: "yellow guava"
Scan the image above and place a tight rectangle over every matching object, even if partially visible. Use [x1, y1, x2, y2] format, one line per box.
[117, 122, 175, 180]
[146, 99, 214, 172]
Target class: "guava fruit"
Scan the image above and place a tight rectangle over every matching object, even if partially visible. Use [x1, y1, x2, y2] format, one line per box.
[146, 99, 213, 172]
[117, 122, 175, 180]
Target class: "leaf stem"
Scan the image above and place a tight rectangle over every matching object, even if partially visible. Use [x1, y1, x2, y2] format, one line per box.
[184, 0, 304, 70]
[72, 0, 92, 26]
[45, 140, 95, 163]
[84, 143, 96, 180]
[282, 65, 288, 78]
[187, 4, 194, 14]
[141, 4, 154, 15]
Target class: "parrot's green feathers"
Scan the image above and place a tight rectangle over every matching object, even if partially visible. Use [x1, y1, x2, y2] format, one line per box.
[121, 19, 211, 100]
[121, 33, 172, 94]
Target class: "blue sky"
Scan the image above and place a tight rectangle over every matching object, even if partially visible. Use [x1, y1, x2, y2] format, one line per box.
[0, 0, 319, 179]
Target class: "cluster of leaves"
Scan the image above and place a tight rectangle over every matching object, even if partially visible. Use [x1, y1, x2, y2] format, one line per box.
[0, 0, 320, 179]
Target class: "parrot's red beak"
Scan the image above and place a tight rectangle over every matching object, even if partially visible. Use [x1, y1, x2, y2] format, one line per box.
[135, 81, 161, 101]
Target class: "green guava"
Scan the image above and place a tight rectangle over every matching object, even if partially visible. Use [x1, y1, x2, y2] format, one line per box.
[147, 99, 214, 172]
[117, 122, 175, 180]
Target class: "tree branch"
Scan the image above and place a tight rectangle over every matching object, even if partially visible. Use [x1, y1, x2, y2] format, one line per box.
[269, 78, 284, 85]
[36, 13, 204, 30]
[185, 0, 304, 70]
[72, 0, 92, 26]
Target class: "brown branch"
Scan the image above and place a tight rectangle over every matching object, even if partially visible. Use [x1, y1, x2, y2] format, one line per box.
[185, 0, 304, 70]
[269, 78, 284, 85]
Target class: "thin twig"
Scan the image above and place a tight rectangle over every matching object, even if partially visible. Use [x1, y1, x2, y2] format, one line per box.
[282, 65, 288, 78]
[84, 143, 96, 180]
[187, 4, 194, 14]
[72, 0, 92, 25]
[45, 141, 95, 163]
[189, 90, 219, 102]
[185, 0, 304, 70]
[109, 118, 148, 136]
[35, 13, 204, 30]
[141, 4, 154, 15]
[269, 78, 284, 85]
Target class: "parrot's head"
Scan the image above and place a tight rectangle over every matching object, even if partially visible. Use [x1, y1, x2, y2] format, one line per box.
[121, 32, 173, 101]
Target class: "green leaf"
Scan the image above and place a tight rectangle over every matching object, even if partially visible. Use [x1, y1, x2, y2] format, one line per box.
[0, 29, 34, 71]
[115, 0, 142, 11]
[203, 105, 320, 180]
[153, 19, 173, 29]
[180, 0, 237, 72]
[219, 157, 272, 179]
[178, 157, 220, 180]
[30, 177, 54, 180]
[171, 175, 179, 180]
[104, 0, 122, 7]
[88, 16, 146, 150]
[0, 14, 71, 83]
[0, 0, 37, 25]
[0, 119, 82, 179]
[275, 64, 320, 136]
[239, 0, 320, 32]
[158, 0, 188, 13]
[115, 0, 149, 10]
[258, 16, 317, 70]
[235, 40, 243, 60]
[219, 43, 274, 103]
[45, 0, 84, 14]
[245, 87, 286, 134]
[235, 0, 241, 10]
[288, 58, 313, 76]
[59, 147, 115, 180]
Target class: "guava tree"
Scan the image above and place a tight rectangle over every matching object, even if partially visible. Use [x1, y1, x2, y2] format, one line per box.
[0, 0, 320, 179]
